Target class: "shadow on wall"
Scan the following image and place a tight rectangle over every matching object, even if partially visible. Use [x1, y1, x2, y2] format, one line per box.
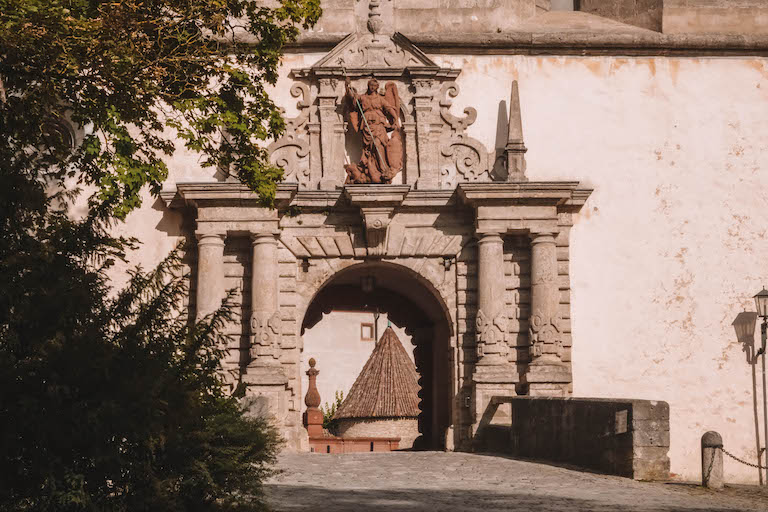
[264, 484, 748, 512]
[732, 310, 764, 484]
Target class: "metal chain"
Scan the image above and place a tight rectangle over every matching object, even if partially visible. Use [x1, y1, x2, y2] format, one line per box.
[720, 446, 768, 470]
[704, 447, 716, 481]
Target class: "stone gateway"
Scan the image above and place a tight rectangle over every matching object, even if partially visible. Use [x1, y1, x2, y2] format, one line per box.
[141, 0, 768, 483]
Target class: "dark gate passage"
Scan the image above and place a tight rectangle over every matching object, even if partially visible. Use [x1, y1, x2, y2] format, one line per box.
[301, 262, 453, 450]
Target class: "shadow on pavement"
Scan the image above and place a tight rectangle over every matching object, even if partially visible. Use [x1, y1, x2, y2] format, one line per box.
[264, 483, 755, 512]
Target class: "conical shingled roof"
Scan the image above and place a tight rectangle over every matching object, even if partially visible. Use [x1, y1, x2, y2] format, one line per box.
[334, 327, 421, 419]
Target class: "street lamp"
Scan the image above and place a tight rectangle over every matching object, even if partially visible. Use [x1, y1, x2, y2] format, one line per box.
[756, 289, 768, 355]
[754, 288, 768, 484]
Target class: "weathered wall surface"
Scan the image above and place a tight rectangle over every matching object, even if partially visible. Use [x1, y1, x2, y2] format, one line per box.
[426, 53, 768, 483]
[114, 51, 768, 482]
[578, 0, 662, 32]
[663, 0, 768, 35]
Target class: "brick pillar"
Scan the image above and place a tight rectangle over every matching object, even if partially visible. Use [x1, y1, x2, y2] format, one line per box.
[525, 231, 570, 396]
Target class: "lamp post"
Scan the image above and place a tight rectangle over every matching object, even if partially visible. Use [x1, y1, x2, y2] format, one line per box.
[754, 288, 768, 485]
[733, 310, 761, 484]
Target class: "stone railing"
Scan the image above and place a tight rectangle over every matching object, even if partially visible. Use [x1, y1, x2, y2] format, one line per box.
[476, 396, 670, 481]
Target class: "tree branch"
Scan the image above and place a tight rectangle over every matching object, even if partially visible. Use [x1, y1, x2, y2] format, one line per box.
[0, 74, 7, 105]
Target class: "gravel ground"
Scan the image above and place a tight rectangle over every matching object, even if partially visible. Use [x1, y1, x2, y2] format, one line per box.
[265, 452, 768, 512]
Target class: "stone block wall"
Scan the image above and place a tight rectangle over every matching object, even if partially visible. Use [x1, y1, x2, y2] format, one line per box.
[577, 0, 663, 32]
[477, 397, 670, 481]
[337, 418, 420, 449]
[662, 0, 768, 35]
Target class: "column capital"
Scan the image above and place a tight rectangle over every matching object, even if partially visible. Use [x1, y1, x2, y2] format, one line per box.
[250, 231, 280, 245]
[476, 231, 503, 243]
[195, 231, 226, 245]
[530, 231, 558, 244]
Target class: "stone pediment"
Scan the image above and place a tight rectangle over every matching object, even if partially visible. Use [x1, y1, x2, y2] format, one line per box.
[291, 32, 459, 80]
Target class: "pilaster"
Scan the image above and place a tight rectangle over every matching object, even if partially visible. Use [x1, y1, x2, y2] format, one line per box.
[318, 78, 340, 190]
[413, 78, 437, 189]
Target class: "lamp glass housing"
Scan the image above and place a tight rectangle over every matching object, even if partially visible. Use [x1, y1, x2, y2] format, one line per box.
[755, 289, 768, 318]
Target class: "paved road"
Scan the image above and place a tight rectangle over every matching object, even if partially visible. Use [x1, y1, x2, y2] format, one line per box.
[265, 452, 768, 512]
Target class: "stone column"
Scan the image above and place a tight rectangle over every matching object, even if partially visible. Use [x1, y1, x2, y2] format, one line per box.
[526, 231, 570, 395]
[195, 232, 226, 321]
[250, 232, 282, 368]
[476, 233, 508, 368]
[471, 232, 517, 446]
[244, 232, 289, 429]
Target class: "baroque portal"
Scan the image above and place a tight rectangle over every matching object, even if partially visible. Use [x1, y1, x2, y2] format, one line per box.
[164, 9, 591, 451]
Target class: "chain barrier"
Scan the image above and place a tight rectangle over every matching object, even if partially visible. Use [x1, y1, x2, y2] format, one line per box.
[720, 446, 768, 470]
[704, 447, 717, 482]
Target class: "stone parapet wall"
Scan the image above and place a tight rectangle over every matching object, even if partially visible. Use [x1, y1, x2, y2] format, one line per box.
[476, 397, 670, 481]
[663, 0, 768, 35]
[578, 0, 663, 32]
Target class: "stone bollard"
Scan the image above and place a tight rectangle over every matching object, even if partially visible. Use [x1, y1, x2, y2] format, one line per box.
[701, 431, 724, 489]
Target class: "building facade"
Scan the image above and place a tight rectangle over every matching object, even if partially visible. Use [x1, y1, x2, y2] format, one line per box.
[123, 0, 768, 482]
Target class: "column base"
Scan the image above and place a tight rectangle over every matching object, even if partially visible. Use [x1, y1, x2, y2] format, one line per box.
[470, 364, 518, 449]
[523, 362, 571, 397]
[241, 365, 290, 440]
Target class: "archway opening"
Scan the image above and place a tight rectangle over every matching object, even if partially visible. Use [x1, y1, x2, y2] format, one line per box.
[300, 262, 453, 450]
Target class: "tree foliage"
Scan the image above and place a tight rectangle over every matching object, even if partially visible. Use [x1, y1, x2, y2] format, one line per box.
[1, 236, 282, 511]
[0, 0, 321, 510]
[320, 390, 344, 435]
[0, 0, 321, 218]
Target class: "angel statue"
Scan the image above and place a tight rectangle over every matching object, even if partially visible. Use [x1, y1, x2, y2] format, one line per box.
[343, 76, 404, 184]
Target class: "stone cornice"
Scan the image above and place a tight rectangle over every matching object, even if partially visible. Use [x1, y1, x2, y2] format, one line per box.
[167, 182, 592, 211]
[168, 182, 298, 208]
[286, 32, 768, 57]
[458, 182, 586, 206]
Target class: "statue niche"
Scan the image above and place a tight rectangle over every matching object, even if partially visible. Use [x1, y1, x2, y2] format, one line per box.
[343, 76, 404, 184]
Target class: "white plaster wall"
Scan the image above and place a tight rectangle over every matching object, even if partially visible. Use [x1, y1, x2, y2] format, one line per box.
[108, 51, 768, 483]
[431, 54, 768, 483]
[300, 311, 414, 414]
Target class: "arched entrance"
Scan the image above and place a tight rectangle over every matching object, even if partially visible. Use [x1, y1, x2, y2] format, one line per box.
[301, 261, 454, 450]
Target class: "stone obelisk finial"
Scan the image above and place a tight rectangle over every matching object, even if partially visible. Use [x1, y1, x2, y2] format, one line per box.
[303, 358, 323, 437]
[505, 80, 528, 182]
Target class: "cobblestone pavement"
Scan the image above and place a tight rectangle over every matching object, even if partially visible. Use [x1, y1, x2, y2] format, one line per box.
[265, 452, 768, 511]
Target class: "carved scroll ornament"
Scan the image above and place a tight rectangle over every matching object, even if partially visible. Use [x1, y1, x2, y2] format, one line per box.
[438, 83, 494, 188]
[268, 83, 312, 188]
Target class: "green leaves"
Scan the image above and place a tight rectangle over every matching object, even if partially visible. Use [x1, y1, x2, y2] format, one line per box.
[0, 238, 282, 511]
[0, 0, 321, 218]
[0, 1, 321, 509]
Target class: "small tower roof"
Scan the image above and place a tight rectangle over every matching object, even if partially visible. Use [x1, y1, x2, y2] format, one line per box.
[334, 327, 421, 419]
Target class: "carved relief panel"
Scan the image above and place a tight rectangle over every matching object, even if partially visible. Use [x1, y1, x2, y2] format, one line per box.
[269, 24, 528, 191]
